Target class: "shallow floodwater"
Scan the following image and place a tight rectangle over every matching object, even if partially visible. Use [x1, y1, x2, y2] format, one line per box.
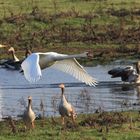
[0, 60, 140, 120]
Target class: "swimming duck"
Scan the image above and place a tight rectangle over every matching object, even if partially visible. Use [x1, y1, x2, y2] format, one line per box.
[21, 51, 97, 86]
[59, 84, 76, 125]
[108, 61, 140, 83]
[23, 96, 36, 129]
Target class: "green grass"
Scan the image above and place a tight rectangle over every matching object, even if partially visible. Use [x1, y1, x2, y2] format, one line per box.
[0, 111, 140, 140]
[0, 0, 140, 62]
[0, 0, 139, 14]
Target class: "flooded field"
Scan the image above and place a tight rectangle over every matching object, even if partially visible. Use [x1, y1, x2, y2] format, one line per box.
[0, 60, 140, 120]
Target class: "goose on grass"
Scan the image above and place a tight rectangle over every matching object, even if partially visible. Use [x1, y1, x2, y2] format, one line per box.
[23, 96, 36, 129]
[59, 84, 76, 125]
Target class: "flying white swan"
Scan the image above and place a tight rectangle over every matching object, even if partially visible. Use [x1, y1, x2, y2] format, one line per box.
[21, 51, 97, 86]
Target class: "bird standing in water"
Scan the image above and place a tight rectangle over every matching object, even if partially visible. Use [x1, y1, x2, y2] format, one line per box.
[21, 51, 97, 86]
[59, 84, 76, 125]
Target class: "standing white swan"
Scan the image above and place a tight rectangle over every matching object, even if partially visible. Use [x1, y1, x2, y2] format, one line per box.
[21, 51, 97, 86]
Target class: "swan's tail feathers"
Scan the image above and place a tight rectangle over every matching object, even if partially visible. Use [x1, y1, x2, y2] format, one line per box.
[21, 53, 42, 83]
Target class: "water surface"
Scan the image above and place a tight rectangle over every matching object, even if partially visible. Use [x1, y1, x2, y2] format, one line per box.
[0, 61, 140, 120]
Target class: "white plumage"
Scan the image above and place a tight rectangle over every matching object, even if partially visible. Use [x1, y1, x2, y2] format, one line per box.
[22, 53, 42, 82]
[21, 52, 97, 86]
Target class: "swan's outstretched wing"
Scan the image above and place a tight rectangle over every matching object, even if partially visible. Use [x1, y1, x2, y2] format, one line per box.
[21, 53, 42, 83]
[51, 58, 98, 86]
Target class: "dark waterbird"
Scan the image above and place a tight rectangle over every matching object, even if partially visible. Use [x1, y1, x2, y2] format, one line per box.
[108, 61, 140, 83]
[0, 47, 19, 66]
[1, 47, 31, 70]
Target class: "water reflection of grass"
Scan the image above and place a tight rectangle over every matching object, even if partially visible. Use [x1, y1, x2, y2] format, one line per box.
[0, 111, 140, 140]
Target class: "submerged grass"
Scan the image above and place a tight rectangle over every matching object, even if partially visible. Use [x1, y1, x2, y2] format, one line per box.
[0, 111, 140, 140]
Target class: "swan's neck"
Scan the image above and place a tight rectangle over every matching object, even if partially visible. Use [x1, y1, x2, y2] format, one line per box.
[39, 52, 87, 69]
[25, 49, 32, 58]
[55, 52, 87, 61]
[11, 51, 19, 62]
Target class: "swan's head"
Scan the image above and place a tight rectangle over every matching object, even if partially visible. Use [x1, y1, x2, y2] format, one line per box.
[25, 47, 32, 58]
[8, 47, 15, 53]
[59, 83, 65, 89]
[86, 51, 93, 59]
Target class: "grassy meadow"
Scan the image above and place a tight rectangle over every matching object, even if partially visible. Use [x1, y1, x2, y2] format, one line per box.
[0, 111, 140, 140]
[0, 0, 140, 62]
[1, 1, 140, 139]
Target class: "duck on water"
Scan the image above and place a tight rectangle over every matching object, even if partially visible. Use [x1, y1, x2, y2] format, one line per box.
[108, 61, 140, 84]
